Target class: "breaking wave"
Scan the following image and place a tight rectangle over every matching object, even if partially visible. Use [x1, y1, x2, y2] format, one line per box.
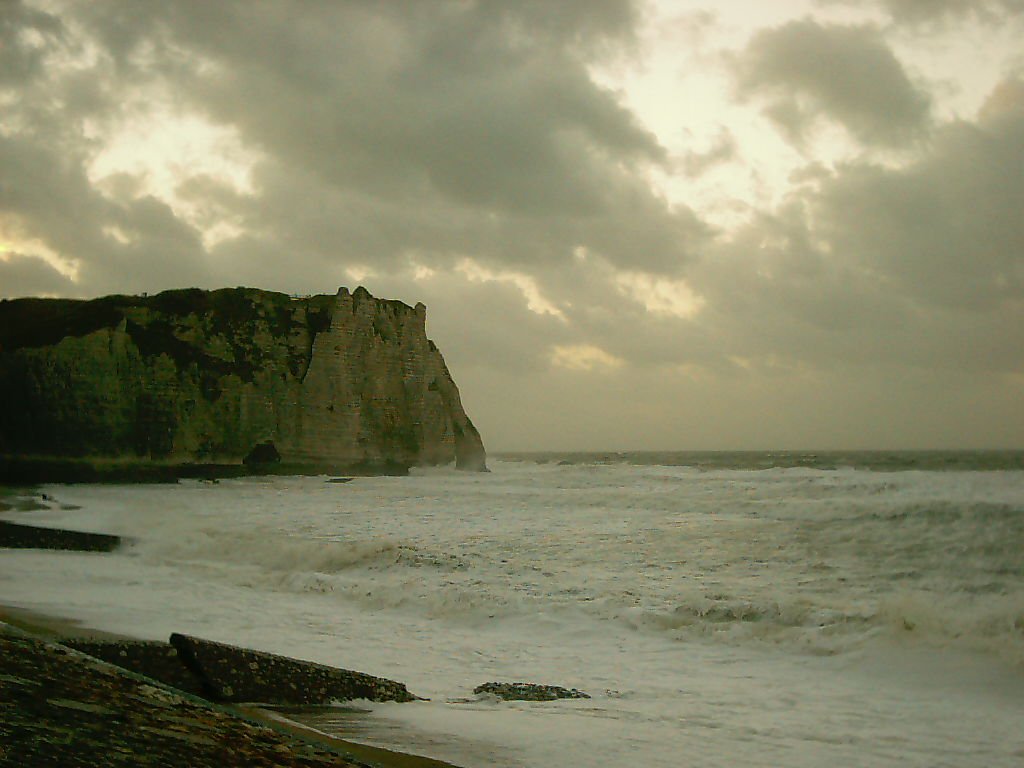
[92, 461, 1024, 667]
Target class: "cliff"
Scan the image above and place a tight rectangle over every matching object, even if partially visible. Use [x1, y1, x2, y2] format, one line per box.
[0, 286, 487, 476]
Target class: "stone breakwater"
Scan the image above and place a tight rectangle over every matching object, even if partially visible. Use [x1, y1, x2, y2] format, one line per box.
[62, 638, 210, 698]
[0, 627, 377, 768]
[0, 286, 486, 479]
[1, 519, 416, 705]
[175, 633, 417, 705]
[0, 519, 122, 552]
[59, 634, 416, 706]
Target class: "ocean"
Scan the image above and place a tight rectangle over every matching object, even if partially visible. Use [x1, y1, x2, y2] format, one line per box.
[2, 451, 1023, 766]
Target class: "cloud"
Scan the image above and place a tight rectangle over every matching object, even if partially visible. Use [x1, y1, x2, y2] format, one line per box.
[0, 0, 64, 87]
[0, 251, 75, 296]
[0, 0, 716, 318]
[1, 1, 1021, 449]
[732, 19, 932, 146]
[822, 0, 1024, 26]
[678, 128, 738, 176]
[455, 258, 567, 320]
[550, 343, 624, 372]
[0, 0, 220, 299]
[0, 125, 214, 295]
[684, 77, 1024, 376]
[354, 263, 575, 375]
[94, 1, 705, 267]
[978, 76, 1024, 123]
[614, 270, 704, 319]
[812, 81, 1024, 313]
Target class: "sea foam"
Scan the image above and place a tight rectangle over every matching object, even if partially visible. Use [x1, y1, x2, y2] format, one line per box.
[4, 456, 1023, 767]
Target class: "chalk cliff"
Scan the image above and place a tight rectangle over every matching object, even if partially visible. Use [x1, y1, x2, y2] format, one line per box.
[0, 286, 486, 474]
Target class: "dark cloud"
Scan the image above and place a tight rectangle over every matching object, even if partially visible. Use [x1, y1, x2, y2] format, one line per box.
[0, 0, 711, 316]
[686, 78, 1024, 376]
[0, 252, 74, 296]
[821, 0, 1024, 25]
[75, 0, 703, 274]
[0, 0, 63, 86]
[813, 117, 1024, 313]
[733, 19, 932, 146]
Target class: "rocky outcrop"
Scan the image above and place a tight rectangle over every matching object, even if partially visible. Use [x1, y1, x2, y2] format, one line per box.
[0, 286, 486, 475]
[472, 682, 590, 701]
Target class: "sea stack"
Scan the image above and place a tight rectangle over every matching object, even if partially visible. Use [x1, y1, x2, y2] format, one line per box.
[0, 286, 487, 476]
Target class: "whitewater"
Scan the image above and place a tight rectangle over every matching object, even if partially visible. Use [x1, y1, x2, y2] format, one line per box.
[2, 453, 1023, 767]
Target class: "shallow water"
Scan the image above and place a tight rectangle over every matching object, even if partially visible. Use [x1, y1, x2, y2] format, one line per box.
[2, 456, 1023, 766]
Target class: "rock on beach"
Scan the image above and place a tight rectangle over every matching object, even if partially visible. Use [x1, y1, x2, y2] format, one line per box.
[0, 627, 374, 767]
[473, 682, 590, 701]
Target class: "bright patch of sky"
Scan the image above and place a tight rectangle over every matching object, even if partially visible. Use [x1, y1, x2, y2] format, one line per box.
[457, 258, 567, 320]
[591, 0, 1019, 227]
[550, 344, 625, 372]
[87, 108, 259, 249]
[0, 230, 79, 280]
[615, 270, 704, 318]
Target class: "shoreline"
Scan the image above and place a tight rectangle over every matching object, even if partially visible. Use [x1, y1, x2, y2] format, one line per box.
[0, 455, 412, 484]
[0, 603, 130, 641]
[0, 494, 484, 767]
[0, 602, 460, 768]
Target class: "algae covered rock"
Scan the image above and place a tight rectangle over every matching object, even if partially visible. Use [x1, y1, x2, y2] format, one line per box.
[473, 682, 590, 701]
[0, 286, 486, 475]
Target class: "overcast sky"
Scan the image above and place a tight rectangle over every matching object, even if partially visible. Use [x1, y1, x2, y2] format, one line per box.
[2, 0, 1022, 451]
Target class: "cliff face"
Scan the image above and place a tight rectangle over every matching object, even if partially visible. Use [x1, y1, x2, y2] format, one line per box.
[0, 286, 487, 473]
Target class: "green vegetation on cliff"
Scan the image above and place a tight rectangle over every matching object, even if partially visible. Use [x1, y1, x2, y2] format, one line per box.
[0, 287, 486, 478]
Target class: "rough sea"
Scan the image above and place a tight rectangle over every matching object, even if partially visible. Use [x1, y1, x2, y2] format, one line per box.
[2, 451, 1023, 767]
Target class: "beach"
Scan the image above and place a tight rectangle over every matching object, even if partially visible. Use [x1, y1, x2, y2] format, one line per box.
[0, 603, 457, 768]
[3, 453, 1023, 766]
[1, 485, 461, 767]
